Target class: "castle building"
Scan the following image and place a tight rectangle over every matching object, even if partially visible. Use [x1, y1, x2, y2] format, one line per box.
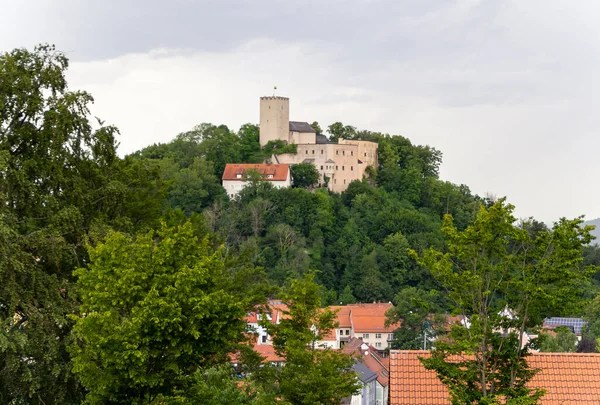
[259, 96, 378, 193]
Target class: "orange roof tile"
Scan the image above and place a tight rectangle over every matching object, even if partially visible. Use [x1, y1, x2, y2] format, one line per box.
[389, 351, 600, 405]
[330, 306, 353, 328]
[253, 344, 285, 363]
[222, 163, 290, 181]
[348, 303, 399, 333]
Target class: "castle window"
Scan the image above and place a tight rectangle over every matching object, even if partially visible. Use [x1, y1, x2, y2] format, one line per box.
[351, 166, 353, 171]
[336, 166, 338, 170]
[342, 151, 345, 156]
[364, 152, 367, 157]
[305, 150, 308, 154]
[312, 150, 315, 154]
[321, 150, 323, 154]
[320, 165, 323, 170]
[351, 151, 353, 156]
[342, 166, 345, 171]
[344, 179, 346, 184]
[336, 150, 339, 155]
[334, 179, 337, 184]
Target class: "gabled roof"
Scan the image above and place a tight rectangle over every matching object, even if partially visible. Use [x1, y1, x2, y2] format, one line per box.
[343, 337, 390, 387]
[353, 362, 378, 384]
[289, 121, 316, 133]
[389, 351, 600, 405]
[222, 164, 290, 181]
[349, 303, 398, 333]
[316, 134, 333, 144]
[330, 306, 352, 328]
[544, 317, 586, 335]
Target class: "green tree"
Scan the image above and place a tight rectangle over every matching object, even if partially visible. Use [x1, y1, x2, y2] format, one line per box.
[260, 273, 360, 404]
[386, 287, 443, 350]
[413, 199, 595, 405]
[71, 222, 265, 404]
[0, 44, 152, 404]
[538, 326, 577, 352]
[338, 285, 357, 305]
[327, 122, 357, 142]
[291, 163, 320, 188]
[311, 121, 323, 136]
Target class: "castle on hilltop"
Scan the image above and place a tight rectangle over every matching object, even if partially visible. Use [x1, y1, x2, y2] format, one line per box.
[260, 96, 378, 193]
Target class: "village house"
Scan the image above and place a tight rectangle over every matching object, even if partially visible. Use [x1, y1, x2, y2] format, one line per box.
[388, 350, 600, 404]
[315, 303, 399, 351]
[343, 338, 390, 405]
[259, 96, 378, 193]
[221, 163, 291, 198]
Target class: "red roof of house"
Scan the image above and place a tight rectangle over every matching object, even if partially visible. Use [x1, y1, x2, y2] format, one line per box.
[222, 164, 290, 181]
[330, 306, 353, 328]
[244, 300, 289, 324]
[342, 337, 390, 387]
[348, 303, 399, 333]
[253, 343, 285, 363]
[389, 350, 600, 405]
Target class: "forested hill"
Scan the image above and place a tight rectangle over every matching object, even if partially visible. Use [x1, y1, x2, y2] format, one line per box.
[129, 122, 485, 304]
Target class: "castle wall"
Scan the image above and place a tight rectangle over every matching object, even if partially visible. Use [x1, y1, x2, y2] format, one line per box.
[339, 139, 379, 179]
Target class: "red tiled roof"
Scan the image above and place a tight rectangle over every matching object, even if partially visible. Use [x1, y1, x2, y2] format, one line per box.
[348, 303, 399, 333]
[253, 343, 285, 363]
[245, 300, 289, 325]
[330, 306, 352, 328]
[389, 350, 600, 405]
[222, 163, 290, 181]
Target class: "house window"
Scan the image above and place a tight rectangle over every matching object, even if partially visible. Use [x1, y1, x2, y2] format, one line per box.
[261, 335, 267, 343]
[376, 342, 382, 348]
[363, 333, 369, 339]
[320, 165, 323, 170]
[375, 333, 382, 339]
[345, 329, 350, 336]
[388, 333, 394, 340]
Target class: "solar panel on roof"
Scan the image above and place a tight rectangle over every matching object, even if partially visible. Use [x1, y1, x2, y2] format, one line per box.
[544, 317, 587, 334]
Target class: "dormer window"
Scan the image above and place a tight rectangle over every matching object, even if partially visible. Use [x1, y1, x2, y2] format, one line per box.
[236, 174, 242, 179]
[267, 174, 274, 179]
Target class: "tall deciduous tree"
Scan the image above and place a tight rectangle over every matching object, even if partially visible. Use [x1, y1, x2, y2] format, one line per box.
[413, 199, 595, 405]
[0, 44, 158, 404]
[260, 273, 360, 404]
[71, 222, 266, 404]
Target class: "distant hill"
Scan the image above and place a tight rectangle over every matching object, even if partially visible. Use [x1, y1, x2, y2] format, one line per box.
[586, 218, 600, 242]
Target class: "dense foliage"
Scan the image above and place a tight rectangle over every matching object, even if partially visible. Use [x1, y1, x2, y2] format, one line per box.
[1, 44, 599, 404]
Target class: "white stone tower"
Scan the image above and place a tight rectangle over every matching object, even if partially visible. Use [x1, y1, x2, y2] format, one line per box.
[259, 96, 290, 147]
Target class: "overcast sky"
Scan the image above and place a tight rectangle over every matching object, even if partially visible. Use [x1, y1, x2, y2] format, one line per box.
[1, 0, 599, 223]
